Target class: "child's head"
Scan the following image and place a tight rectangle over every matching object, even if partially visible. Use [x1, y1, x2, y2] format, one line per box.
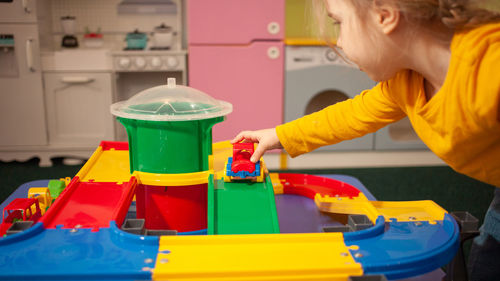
[312, 0, 500, 80]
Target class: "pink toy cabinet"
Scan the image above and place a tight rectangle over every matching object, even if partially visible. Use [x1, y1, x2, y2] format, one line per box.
[187, 0, 285, 142]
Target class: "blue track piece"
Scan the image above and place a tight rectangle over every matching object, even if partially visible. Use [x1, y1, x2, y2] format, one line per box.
[344, 213, 460, 280]
[226, 157, 261, 178]
[0, 221, 159, 280]
[343, 216, 386, 241]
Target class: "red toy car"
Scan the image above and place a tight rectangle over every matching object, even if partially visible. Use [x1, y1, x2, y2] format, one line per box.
[0, 198, 42, 236]
[231, 142, 256, 174]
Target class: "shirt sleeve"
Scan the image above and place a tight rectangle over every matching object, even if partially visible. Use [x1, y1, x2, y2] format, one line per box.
[473, 41, 500, 130]
[276, 80, 407, 157]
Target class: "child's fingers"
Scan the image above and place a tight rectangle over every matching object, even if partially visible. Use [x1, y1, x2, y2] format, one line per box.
[251, 143, 266, 163]
[230, 131, 249, 144]
[230, 134, 244, 144]
[231, 131, 259, 144]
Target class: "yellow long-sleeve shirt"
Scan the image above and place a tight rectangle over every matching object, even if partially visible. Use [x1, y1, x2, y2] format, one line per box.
[276, 22, 500, 186]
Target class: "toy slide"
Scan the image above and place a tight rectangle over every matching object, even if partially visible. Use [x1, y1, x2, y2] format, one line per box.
[40, 176, 137, 230]
[207, 175, 280, 234]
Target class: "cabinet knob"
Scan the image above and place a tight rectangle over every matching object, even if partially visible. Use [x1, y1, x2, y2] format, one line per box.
[267, 47, 280, 60]
[166, 56, 179, 69]
[134, 57, 146, 69]
[150, 57, 162, 69]
[267, 22, 280, 35]
[118, 57, 131, 69]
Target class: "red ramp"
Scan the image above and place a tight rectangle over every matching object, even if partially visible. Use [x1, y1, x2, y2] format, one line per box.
[41, 177, 137, 230]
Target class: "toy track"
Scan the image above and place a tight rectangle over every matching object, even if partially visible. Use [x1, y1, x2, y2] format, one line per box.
[0, 141, 461, 280]
[207, 175, 280, 234]
[40, 177, 137, 230]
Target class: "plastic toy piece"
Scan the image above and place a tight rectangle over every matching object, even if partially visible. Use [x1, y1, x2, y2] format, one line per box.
[277, 173, 361, 199]
[231, 142, 256, 173]
[0, 198, 42, 236]
[208, 175, 280, 235]
[0, 222, 159, 280]
[77, 141, 131, 183]
[0, 140, 461, 280]
[153, 232, 363, 280]
[135, 183, 208, 233]
[225, 157, 261, 178]
[223, 142, 263, 182]
[27, 187, 52, 215]
[133, 170, 212, 186]
[47, 179, 66, 200]
[314, 193, 449, 224]
[41, 177, 137, 230]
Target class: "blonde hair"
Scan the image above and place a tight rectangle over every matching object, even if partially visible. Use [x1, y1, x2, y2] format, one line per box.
[311, 0, 500, 40]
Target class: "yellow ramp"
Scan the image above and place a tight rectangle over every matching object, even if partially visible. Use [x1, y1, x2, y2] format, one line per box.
[153, 233, 363, 280]
[77, 147, 131, 183]
[315, 194, 447, 223]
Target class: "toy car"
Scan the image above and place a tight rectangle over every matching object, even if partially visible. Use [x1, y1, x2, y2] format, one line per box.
[224, 142, 263, 182]
[0, 198, 42, 236]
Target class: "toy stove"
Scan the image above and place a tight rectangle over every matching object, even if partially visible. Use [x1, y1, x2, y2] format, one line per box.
[112, 48, 186, 72]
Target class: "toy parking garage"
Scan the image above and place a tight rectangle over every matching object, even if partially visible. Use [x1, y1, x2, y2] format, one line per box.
[0, 80, 463, 280]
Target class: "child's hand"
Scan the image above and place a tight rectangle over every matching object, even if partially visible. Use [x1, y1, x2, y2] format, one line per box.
[231, 128, 283, 163]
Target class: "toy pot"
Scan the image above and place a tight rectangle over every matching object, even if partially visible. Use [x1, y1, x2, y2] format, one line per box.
[125, 29, 148, 50]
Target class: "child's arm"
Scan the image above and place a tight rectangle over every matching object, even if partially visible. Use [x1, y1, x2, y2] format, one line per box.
[276, 83, 406, 157]
[232, 75, 409, 161]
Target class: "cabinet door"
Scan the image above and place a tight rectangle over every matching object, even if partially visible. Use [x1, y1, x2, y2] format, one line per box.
[43, 73, 114, 146]
[189, 41, 284, 142]
[0, 23, 47, 146]
[188, 0, 284, 44]
[0, 0, 37, 23]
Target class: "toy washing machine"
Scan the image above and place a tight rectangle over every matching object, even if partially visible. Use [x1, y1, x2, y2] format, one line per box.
[285, 45, 376, 151]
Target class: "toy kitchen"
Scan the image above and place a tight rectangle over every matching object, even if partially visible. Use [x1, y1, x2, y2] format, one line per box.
[0, 0, 187, 166]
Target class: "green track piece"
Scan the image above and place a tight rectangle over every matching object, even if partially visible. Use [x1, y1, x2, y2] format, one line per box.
[208, 175, 280, 235]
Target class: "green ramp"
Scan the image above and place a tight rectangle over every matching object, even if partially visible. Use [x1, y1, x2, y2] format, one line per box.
[207, 174, 280, 234]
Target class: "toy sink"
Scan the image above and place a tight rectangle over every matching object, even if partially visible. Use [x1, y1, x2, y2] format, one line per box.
[110, 78, 232, 174]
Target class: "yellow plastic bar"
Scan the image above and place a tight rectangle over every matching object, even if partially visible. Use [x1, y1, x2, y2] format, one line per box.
[133, 170, 213, 186]
[371, 200, 447, 222]
[315, 194, 448, 223]
[76, 146, 103, 180]
[315, 194, 380, 223]
[279, 151, 288, 170]
[77, 148, 132, 183]
[153, 233, 363, 280]
[212, 141, 233, 175]
[269, 172, 284, 194]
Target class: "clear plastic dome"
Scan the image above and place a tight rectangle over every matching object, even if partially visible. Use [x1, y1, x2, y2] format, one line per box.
[110, 78, 232, 121]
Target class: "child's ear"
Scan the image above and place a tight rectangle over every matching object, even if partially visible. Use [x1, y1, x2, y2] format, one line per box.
[374, 3, 400, 34]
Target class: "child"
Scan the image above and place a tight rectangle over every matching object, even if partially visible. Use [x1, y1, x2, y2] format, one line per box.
[231, 0, 500, 280]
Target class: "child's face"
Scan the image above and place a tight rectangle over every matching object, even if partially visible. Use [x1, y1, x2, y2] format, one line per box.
[325, 0, 396, 81]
